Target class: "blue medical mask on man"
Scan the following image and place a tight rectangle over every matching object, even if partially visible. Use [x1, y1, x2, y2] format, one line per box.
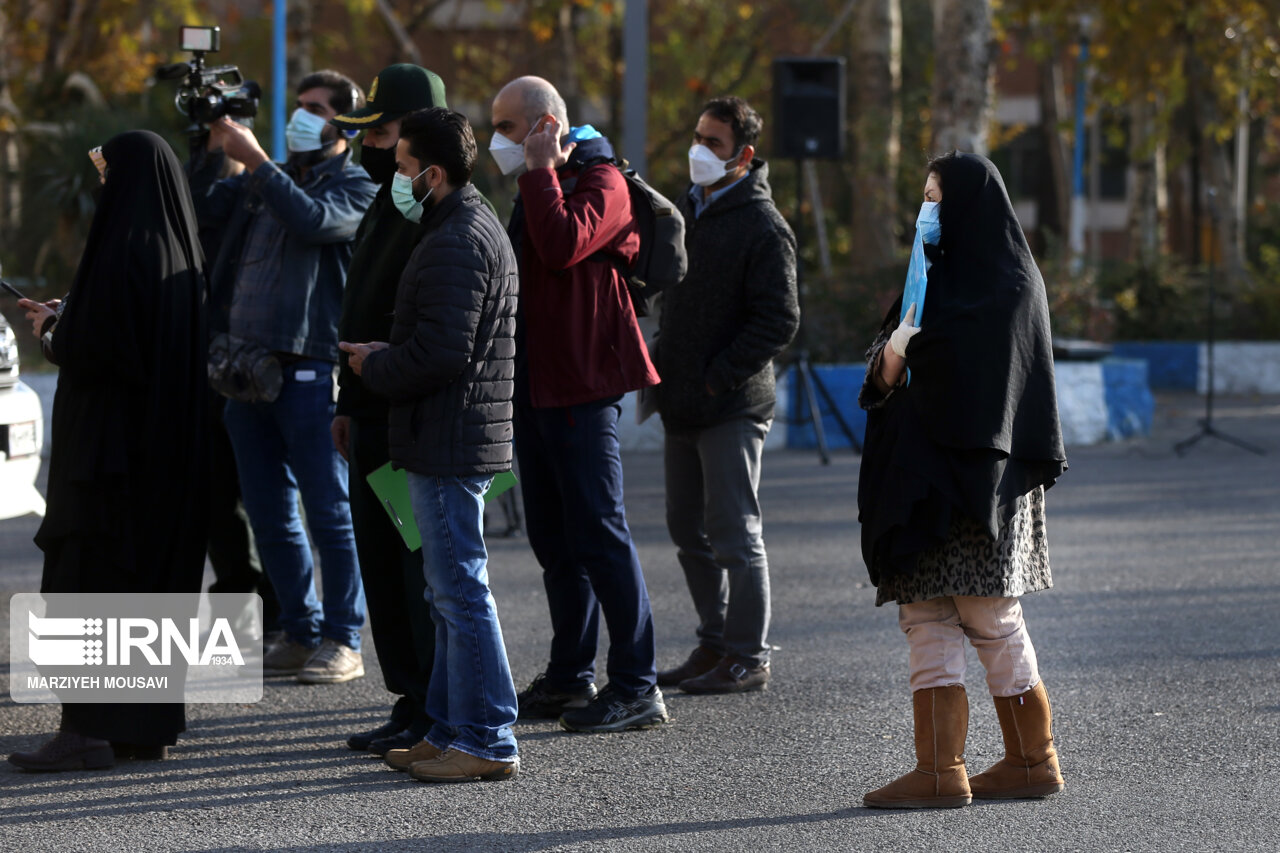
[285, 108, 329, 153]
[901, 201, 941, 324]
[391, 166, 433, 223]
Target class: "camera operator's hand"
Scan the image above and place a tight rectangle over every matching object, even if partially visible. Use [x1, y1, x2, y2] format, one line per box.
[199, 125, 246, 177]
[206, 122, 225, 152]
[213, 117, 269, 172]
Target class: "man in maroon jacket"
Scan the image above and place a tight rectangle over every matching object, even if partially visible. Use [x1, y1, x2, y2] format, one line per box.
[490, 75, 667, 734]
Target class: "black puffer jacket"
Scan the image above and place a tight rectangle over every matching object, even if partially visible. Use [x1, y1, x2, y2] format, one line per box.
[657, 160, 799, 431]
[361, 184, 518, 476]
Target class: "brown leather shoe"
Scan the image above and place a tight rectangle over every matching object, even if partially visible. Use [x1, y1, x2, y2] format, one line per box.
[678, 656, 769, 694]
[8, 731, 115, 772]
[385, 738, 443, 771]
[657, 645, 723, 687]
[409, 749, 519, 783]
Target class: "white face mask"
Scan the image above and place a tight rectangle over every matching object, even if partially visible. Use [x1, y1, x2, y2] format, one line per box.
[489, 131, 527, 177]
[688, 143, 738, 187]
[285, 108, 329, 153]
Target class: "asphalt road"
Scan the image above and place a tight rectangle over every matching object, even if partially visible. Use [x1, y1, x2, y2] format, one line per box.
[1, 393, 1278, 852]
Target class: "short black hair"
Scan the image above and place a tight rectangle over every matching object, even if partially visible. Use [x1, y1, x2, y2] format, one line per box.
[701, 96, 762, 151]
[297, 69, 364, 115]
[400, 107, 477, 187]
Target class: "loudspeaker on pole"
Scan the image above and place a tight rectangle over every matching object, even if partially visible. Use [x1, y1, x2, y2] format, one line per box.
[771, 57, 847, 160]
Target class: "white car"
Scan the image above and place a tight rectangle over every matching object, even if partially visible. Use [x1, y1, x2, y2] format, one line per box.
[0, 311, 46, 519]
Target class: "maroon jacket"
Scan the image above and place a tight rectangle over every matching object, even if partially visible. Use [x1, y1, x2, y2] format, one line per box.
[516, 156, 659, 409]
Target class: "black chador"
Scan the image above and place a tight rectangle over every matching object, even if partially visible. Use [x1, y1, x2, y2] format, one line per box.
[858, 152, 1067, 585]
[36, 130, 210, 746]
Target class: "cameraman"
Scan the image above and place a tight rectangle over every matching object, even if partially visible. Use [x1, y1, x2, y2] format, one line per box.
[188, 70, 377, 685]
[185, 118, 281, 652]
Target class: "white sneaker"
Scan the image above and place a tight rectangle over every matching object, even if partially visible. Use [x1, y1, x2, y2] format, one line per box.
[296, 639, 364, 684]
[262, 637, 316, 677]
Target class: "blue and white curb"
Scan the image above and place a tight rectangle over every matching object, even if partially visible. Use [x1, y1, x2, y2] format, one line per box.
[773, 359, 1153, 450]
[1112, 341, 1280, 394]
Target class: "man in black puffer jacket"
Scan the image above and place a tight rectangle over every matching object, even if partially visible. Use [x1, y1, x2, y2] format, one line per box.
[655, 96, 800, 696]
[330, 63, 449, 758]
[340, 107, 521, 784]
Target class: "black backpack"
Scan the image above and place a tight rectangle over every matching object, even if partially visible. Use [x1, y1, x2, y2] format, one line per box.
[579, 157, 687, 317]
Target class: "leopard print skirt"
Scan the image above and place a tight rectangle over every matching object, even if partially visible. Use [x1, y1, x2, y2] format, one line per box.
[874, 486, 1053, 606]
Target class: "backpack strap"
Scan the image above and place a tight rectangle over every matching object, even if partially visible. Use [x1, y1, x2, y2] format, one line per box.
[560, 156, 634, 272]
[557, 154, 617, 194]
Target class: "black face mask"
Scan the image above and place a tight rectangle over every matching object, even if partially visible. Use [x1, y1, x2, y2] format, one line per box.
[360, 143, 397, 187]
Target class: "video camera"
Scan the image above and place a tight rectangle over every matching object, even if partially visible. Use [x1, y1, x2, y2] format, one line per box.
[156, 26, 258, 132]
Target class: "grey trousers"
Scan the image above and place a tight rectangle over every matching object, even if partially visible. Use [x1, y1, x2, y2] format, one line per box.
[663, 417, 772, 665]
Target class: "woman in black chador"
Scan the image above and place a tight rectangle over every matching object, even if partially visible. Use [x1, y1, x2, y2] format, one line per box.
[857, 152, 1068, 809]
[10, 130, 209, 771]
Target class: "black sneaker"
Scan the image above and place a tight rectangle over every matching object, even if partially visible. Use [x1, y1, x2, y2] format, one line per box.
[559, 684, 669, 733]
[517, 672, 597, 720]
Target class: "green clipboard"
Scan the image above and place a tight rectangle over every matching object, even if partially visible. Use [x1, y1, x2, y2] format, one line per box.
[365, 463, 518, 553]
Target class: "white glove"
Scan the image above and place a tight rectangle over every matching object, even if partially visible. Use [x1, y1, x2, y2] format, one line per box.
[889, 303, 921, 358]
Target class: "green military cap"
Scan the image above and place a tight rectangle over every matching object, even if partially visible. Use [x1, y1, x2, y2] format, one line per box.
[332, 63, 448, 128]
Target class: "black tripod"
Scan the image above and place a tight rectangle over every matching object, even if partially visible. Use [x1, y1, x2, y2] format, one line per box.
[776, 158, 861, 464]
[1174, 202, 1266, 457]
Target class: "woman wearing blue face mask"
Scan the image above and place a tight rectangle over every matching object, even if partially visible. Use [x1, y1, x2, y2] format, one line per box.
[857, 153, 1068, 810]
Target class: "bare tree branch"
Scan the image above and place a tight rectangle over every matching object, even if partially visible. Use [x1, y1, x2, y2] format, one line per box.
[376, 0, 422, 63]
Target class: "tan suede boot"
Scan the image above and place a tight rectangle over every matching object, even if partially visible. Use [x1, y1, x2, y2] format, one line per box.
[863, 685, 972, 809]
[969, 681, 1064, 799]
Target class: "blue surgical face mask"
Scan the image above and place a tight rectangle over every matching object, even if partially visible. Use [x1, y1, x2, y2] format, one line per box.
[285, 108, 328, 153]
[901, 201, 941, 325]
[391, 166, 432, 223]
[916, 200, 941, 245]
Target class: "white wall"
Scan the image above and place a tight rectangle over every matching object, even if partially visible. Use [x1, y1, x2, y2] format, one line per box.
[1053, 361, 1109, 446]
[1198, 343, 1280, 394]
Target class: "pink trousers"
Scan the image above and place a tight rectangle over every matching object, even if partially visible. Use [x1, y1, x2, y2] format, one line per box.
[898, 595, 1041, 697]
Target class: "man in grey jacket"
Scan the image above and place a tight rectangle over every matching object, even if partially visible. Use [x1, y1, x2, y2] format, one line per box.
[655, 96, 799, 694]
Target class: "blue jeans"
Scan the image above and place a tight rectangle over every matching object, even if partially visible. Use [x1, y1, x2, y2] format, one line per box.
[223, 359, 365, 650]
[513, 396, 658, 698]
[407, 472, 518, 761]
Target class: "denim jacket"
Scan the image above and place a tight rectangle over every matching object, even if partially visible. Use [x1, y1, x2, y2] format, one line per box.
[189, 150, 376, 362]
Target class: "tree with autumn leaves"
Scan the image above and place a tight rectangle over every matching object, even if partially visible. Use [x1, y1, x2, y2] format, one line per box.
[3, 0, 1280, 354]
